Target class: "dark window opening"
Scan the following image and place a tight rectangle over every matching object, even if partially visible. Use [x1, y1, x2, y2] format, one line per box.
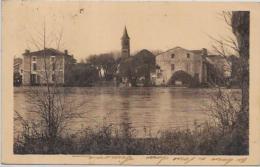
[32, 57, 36, 61]
[187, 53, 190, 58]
[52, 63, 56, 71]
[171, 54, 175, 58]
[33, 63, 37, 71]
[52, 74, 55, 82]
[171, 64, 175, 71]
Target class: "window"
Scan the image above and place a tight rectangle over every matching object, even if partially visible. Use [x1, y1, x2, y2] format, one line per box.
[32, 56, 36, 61]
[32, 63, 37, 71]
[187, 53, 190, 58]
[171, 64, 175, 71]
[51, 56, 55, 62]
[51, 56, 56, 71]
[186, 63, 190, 72]
[37, 75, 41, 84]
[52, 63, 56, 71]
[52, 74, 55, 82]
[171, 54, 175, 58]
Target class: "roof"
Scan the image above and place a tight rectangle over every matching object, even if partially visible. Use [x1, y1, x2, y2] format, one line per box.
[121, 26, 130, 39]
[23, 48, 68, 56]
[135, 49, 155, 57]
[190, 49, 203, 55]
[206, 55, 225, 59]
[157, 46, 205, 56]
[14, 57, 22, 65]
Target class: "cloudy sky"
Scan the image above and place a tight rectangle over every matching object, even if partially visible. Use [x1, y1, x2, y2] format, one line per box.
[3, 1, 235, 61]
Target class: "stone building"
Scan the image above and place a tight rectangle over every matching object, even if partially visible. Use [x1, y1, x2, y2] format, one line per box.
[22, 48, 73, 85]
[155, 46, 232, 87]
[13, 57, 23, 86]
[14, 57, 23, 74]
[121, 26, 130, 58]
[155, 47, 208, 86]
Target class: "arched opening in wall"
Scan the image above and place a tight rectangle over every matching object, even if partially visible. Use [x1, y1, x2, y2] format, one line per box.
[168, 70, 194, 87]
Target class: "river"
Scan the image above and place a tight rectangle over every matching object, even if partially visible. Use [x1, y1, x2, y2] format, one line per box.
[14, 87, 241, 138]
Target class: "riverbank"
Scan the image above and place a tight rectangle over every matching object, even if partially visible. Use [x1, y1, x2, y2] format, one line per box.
[14, 120, 247, 155]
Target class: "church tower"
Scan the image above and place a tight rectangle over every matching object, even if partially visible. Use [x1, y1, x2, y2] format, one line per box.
[121, 26, 130, 57]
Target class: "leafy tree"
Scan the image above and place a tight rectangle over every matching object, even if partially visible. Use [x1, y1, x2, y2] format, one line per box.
[67, 63, 100, 86]
[87, 53, 118, 80]
[118, 49, 155, 86]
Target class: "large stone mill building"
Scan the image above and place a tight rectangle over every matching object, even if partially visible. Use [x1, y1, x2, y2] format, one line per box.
[155, 46, 231, 86]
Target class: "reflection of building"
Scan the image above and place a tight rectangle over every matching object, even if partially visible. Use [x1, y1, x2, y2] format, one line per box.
[22, 48, 73, 85]
[155, 47, 231, 86]
[121, 26, 130, 57]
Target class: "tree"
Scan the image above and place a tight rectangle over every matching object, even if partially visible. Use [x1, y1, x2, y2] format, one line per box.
[230, 11, 249, 153]
[87, 53, 118, 81]
[15, 21, 83, 153]
[66, 62, 100, 86]
[118, 49, 156, 86]
[208, 11, 249, 154]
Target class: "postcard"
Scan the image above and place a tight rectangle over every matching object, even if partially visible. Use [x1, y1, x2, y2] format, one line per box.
[2, 1, 260, 165]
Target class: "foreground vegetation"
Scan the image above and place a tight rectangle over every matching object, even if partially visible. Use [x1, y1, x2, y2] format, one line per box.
[14, 119, 248, 155]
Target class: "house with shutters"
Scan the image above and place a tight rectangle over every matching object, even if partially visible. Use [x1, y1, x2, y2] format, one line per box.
[22, 48, 74, 85]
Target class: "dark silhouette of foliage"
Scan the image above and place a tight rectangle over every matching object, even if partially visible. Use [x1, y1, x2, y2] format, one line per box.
[119, 49, 156, 86]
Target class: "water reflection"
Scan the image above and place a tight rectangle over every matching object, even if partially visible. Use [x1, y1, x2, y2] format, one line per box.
[14, 87, 240, 138]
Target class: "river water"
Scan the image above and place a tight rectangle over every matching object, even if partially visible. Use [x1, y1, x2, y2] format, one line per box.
[14, 87, 240, 138]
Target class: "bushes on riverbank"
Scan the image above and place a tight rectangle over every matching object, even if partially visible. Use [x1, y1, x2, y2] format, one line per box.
[14, 119, 247, 155]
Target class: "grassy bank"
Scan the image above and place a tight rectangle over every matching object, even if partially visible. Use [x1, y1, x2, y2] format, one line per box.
[14, 120, 248, 155]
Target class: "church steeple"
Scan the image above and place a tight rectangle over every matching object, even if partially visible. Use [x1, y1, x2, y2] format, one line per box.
[121, 26, 130, 57]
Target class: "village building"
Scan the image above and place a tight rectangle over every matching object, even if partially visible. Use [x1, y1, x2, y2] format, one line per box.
[155, 47, 208, 86]
[14, 57, 23, 74]
[154, 47, 231, 87]
[13, 57, 23, 86]
[22, 48, 74, 85]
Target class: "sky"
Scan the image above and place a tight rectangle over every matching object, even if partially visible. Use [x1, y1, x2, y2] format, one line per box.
[3, 1, 235, 61]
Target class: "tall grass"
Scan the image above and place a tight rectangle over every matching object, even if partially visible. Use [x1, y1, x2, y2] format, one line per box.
[14, 120, 247, 155]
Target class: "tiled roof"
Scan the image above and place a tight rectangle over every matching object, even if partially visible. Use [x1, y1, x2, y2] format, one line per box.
[158, 46, 205, 56]
[23, 48, 66, 56]
[206, 55, 225, 59]
[190, 50, 203, 54]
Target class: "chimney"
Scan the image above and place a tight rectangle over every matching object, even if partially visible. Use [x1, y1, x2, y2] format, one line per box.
[25, 49, 30, 54]
[64, 50, 68, 55]
[202, 48, 207, 55]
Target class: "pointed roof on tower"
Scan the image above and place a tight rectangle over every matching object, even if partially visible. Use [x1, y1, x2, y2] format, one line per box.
[121, 26, 130, 39]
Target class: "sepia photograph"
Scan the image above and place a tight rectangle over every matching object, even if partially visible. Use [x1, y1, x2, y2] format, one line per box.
[2, 1, 260, 165]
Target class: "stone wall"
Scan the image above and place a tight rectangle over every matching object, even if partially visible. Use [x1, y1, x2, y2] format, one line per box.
[155, 47, 205, 85]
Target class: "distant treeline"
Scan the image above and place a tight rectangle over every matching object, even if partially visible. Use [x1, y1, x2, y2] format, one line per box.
[65, 49, 156, 87]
